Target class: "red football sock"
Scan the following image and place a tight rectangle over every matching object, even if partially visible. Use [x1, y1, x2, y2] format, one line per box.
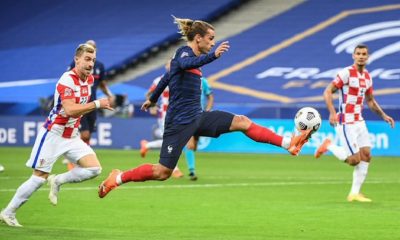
[121, 164, 154, 183]
[245, 122, 283, 147]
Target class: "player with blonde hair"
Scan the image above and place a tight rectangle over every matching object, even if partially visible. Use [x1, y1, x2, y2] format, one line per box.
[0, 43, 113, 227]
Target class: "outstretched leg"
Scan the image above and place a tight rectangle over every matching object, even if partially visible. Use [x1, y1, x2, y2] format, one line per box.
[98, 163, 172, 198]
[230, 115, 311, 155]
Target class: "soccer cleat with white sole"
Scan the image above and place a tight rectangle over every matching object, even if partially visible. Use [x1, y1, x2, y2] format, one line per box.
[347, 193, 372, 202]
[0, 210, 22, 227]
[48, 174, 60, 206]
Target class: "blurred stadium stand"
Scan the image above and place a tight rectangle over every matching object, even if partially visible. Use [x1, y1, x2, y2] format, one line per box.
[1, 0, 399, 119]
[127, 0, 400, 119]
[0, 0, 244, 115]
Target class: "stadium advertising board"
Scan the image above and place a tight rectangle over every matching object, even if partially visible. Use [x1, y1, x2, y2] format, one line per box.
[199, 119, 398, 156]
[0, 116, 398, 156]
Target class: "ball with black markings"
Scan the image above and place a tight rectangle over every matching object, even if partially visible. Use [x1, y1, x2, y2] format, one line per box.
[294, 107, 322, 133]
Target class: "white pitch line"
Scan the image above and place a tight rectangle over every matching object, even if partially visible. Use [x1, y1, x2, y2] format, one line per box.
[0, 180, 398, 192]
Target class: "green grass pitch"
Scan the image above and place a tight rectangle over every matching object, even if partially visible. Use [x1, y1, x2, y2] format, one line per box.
[0, 147, 399, 240]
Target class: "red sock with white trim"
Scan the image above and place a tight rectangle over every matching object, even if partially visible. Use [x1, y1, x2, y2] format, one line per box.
[245, 122, 283, 147]
[120, 164, 154, 183]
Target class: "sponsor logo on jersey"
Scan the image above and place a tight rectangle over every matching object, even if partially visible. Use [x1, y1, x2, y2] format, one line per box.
[81, 86, 89, 95]
[64, 88, 72, 97]
[180, 52, 189, 58]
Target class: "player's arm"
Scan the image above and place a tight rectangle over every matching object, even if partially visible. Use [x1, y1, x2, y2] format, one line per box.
[177, 41, 229, 69]
[365, 93, 395, 128]
[148, 73, 169, 103]
[205, 93, 214, 112]
[145, 87, 157, 115]
[98, 63, 113, 98]
[99, 81, 113, 98]
[142, 73, 170, 111]
[145, 88, 155, 100]
[203, 78, 214, 111]
[62, 98, 113, 117]
[323, 83, 338, 126]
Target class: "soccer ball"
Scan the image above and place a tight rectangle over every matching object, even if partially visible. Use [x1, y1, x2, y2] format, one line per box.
[294, 107, 322, 133]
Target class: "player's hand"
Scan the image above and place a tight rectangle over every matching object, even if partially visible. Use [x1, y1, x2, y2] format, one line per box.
[141, 100, 155, 111]
[383, 114, 395, 128]
[99, 98, 114, 111]
[149, 106, 158, 115]
[328, 113, 338, 127]
[214, 41, 230, 58]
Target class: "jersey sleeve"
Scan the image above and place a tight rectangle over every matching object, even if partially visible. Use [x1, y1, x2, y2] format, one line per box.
[149, 76, 162, 92]
[332, 68, 349, 88]
[149, 72, 170, 103]
[56, 73, 76, 100]
[365, 85, 373, 95]
[366, 77, 373, 95]
[175, 47, 217, 70]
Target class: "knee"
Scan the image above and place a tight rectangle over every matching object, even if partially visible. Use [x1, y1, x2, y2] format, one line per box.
[86, 166, 102, 177]
[80, 133, 90, 143]
[186, 142, 196, 151]
[231, 115, 252, 131]
[346, 156, 360, 166]
[362, 153, 372, 162]
[152, 165, 172, 181]
[157, 171, 171, 181]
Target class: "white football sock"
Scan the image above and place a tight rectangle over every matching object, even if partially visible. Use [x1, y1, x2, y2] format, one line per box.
[54, 166, 101, 185]
[146, 140, 163, 149]
[116, 173, 123, 185]
[4, 175, 46, 215]
[281, 137, 291, 149]
[350, 161, 369, 195]
[327, 143, 348, 161]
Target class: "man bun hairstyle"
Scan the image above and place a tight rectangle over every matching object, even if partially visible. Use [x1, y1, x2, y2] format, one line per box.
[173, 15, 214, 41]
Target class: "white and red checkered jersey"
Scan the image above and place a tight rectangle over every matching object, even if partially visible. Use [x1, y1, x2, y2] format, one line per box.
[333, 65, 373, 124]
[43, 69, 94, 138]
[149, 75, 169, 121]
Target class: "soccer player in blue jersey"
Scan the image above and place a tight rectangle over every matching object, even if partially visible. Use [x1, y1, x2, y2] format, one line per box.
[185, 76, 214, 180]
[98, 17, 312, 198]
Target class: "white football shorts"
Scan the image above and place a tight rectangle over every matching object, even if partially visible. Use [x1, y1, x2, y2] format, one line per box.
[335, 121, 372, 156]
[26, 127, 95, 173]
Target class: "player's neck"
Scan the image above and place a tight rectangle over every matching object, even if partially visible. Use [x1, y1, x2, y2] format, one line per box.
[354, 64, 365, 73]
[188, 43, 200, 56]
[77, 72, 88, 81]
[72, 68, 88, 81]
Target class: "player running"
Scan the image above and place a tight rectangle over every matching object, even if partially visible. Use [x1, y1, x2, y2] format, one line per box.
[0, 43, 113, 227]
